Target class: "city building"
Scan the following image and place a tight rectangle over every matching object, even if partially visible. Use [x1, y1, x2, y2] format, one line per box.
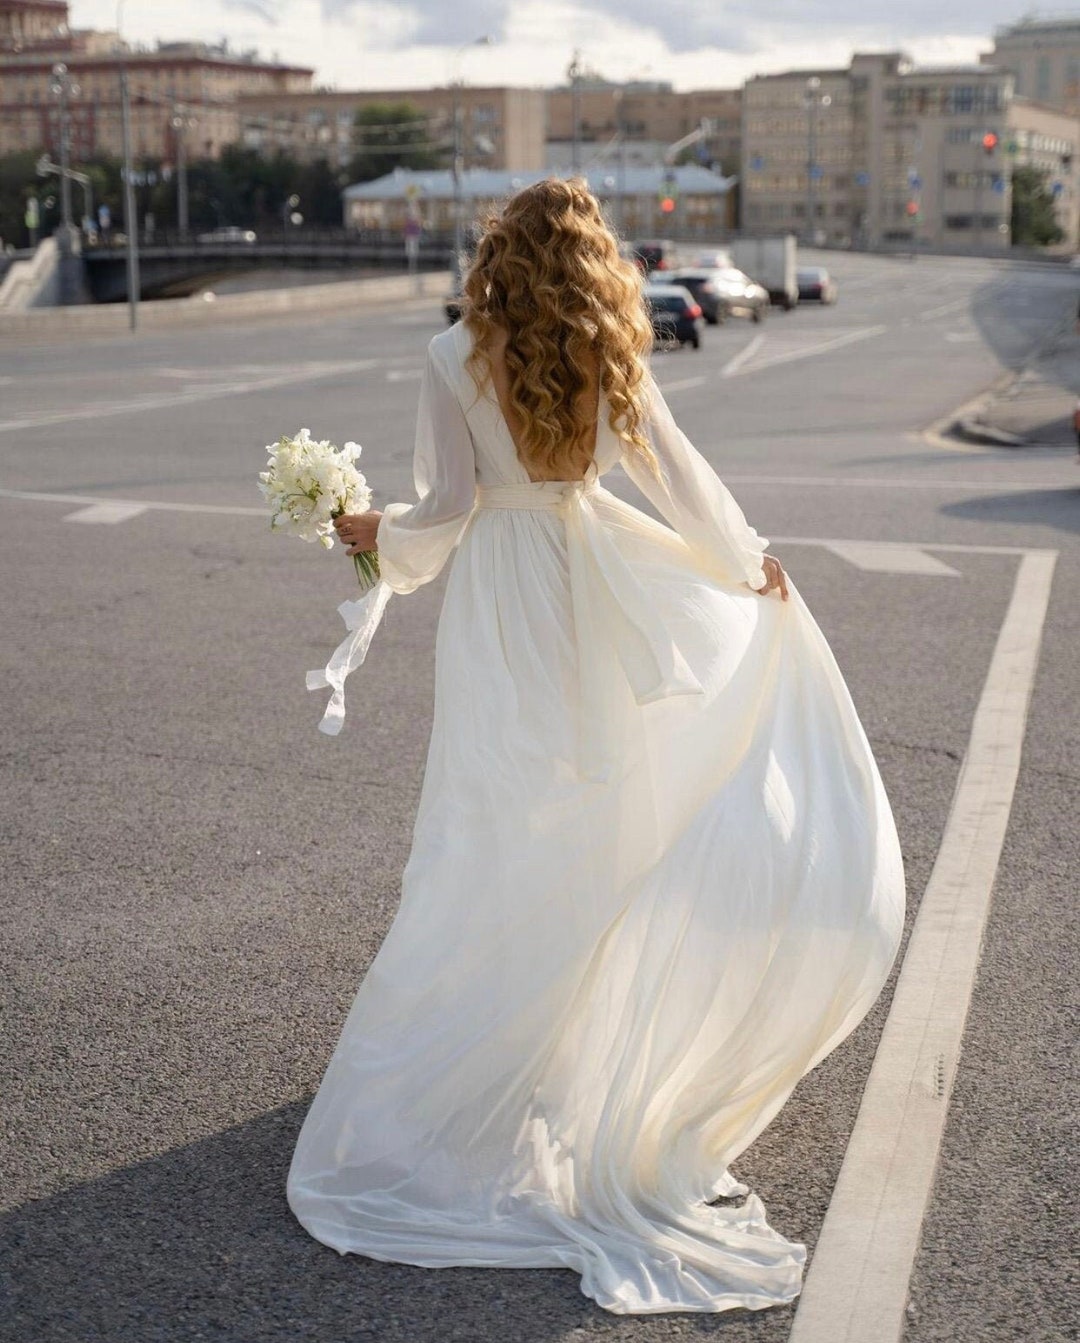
[545, 78, 742, 177]
[342, 164, 736, 238]
[742, 52, 1078, 250]
[982, 16, 1080, 117]
[0, 0, 313, 161]
[238, 86, 545, 173]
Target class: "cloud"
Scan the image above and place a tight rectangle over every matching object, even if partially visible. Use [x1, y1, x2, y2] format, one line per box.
[221, 0, 286, 22]
[313, 0, 1030, 55]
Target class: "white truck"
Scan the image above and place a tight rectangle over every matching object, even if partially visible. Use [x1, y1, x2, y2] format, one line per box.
[729, 235, 799, 310]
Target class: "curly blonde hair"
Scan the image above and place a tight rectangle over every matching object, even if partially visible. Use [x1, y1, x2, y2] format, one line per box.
[461, 177, 660, 482]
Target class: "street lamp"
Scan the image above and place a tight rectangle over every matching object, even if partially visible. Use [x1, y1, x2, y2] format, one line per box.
[49, 62, 79, 238]
[449, 35, 491, 287]
[804, 76, 832, 246]
[282, 192, 301, 244]
[170, 103, 197, 236]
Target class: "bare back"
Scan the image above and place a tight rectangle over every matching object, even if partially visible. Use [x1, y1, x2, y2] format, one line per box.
[487, 325, 601, 481]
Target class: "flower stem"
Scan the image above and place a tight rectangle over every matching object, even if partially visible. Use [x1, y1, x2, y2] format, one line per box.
[352, 549, 381, 591]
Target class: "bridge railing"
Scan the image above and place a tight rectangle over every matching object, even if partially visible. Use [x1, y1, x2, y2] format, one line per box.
[88, 226, 457, 253]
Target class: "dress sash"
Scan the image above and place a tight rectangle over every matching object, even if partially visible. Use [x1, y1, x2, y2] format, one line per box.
[475, 465, 704, 783]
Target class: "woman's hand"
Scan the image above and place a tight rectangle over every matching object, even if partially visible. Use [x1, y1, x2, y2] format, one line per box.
[334, 511, 383, 556]
[753, 554, 790, 601]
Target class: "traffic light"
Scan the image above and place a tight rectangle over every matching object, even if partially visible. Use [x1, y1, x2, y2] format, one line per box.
[660, 196, 676, 214]
[905, 200, 919, 217]
[982, 131, 999, 155]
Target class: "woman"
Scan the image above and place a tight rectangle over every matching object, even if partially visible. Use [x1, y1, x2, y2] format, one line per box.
[287, 178, 905, 1315]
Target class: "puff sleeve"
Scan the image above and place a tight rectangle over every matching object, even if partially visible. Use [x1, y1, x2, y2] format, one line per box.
[619, 369, 769, 592]
[375, 337, 478, 595]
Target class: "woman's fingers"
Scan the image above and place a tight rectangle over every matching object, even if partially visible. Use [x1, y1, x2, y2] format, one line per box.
[756, 556, 790, 601]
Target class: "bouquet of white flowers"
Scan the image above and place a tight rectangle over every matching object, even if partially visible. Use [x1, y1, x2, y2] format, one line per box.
[258, 427, 380, 589]
[259, 427, 392, 737]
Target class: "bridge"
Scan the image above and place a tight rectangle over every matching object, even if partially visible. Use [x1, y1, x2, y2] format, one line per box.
[81, 228, 455, 302]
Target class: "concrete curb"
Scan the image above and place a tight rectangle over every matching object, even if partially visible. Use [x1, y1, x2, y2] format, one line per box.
[0, 269, 450, 343]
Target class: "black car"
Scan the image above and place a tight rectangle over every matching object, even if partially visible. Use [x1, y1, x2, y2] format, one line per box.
[631, 238, 679, 274]
[796, 266, 838, 303]
[646, 284, 704, 349]
[668, 269, 726, 325]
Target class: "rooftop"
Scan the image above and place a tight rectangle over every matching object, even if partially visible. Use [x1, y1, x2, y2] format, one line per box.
[344, 165, 736, 201]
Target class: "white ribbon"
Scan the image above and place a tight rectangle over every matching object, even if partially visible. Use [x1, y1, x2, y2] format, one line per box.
[476, 468, 705, 783]
[306, 579, 394, 736]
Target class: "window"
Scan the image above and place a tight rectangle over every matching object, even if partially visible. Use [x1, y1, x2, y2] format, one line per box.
[1037, 56, 1051, 101]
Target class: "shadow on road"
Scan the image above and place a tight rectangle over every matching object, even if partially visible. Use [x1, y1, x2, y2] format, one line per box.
[1, 1102, 779, 1342]
[941, 485, 1080, 537]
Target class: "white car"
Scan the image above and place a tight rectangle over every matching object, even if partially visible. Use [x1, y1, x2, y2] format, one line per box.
[196, 226, 257, 244]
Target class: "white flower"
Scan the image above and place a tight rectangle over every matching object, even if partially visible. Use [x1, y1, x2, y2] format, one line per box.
[258, 428, 374, 549]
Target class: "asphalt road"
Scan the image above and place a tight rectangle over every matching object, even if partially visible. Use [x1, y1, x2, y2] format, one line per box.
[1, 249, 1077, 1343]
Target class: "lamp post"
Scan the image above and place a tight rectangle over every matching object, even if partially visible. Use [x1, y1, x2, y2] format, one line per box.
[449, 35, 490, 288]
[170, 103, 196, 236]
[49, 63, 78, 239]
[804, 76, 832, 246]
[568, 49, 583, 172]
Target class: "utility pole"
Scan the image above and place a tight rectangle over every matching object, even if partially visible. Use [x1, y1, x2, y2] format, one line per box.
[171, 103, 195, 235]
[804, 76, 831, 246]
[119, 66, 140, 330]
[568, 49, 582, 173]
[49, 64, 77, 238]
[448, 35, 490, 288]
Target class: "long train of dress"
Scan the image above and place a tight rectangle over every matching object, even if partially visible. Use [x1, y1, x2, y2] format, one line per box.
[287, 321, 906, 1314]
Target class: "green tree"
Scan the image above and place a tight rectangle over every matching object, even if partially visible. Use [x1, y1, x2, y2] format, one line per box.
[348, 103, 443, 184]
[1010, 164, 1065, 247]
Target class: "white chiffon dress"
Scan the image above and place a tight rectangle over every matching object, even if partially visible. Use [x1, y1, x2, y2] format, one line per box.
[287, 319, 906, 1315]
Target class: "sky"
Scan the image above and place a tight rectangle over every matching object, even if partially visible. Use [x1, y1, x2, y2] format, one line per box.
[77, 2, 1051, 90]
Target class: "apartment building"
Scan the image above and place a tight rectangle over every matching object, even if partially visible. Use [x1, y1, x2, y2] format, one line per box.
[743, 52, 1078, 250]
[983, 16, 1080, 117]
[0, 0, 313, 161]
[545, 79, 742, 176]
[238, 86, 545, 173]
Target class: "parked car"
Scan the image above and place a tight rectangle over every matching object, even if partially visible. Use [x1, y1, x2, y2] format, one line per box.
[668, 269, 726, 325]
[708, 268, 770, 323]
[631, 238, 679, 274]
[645, 283, 704, 349]
[196, 226, 257, 244]
[797, 266, 838, 303]
[693, 248, 733, 270]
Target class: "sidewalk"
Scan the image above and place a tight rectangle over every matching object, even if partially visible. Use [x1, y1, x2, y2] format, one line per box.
[0, 269, 449, 348]
[954, 310, 1080, 449]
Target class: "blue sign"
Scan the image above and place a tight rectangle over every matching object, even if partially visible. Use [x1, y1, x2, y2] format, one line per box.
[908, 172, 922, 189]
[992, 175, 1006, 193]
[809, 163, 824, 180]
[854, 171, 870, 187]
[750, 155, 765, 171]
[1052, 180, 1064, 197]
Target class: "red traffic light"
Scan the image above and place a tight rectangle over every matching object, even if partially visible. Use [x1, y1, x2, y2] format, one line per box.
[982, 131, 999, 153]
[660, 196, 676, 213]
[905, 200, 919, 216]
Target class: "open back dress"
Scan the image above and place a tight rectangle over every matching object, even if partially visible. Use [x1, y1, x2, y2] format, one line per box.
[287, 319, 906, 1315]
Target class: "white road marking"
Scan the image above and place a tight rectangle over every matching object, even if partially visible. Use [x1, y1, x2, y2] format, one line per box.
[919, 297, 970, 320]
[64, 500, 149, 524]
[0, 487, 265, 516]
[725, 325, 888, 377]
[773, 535, 1034, 556]
[0, 359, 379, 434]
[385, 368, 425, 382]
[788, 546, 1057, 1343]
[944, 331, 979, 343]
[720, 333, 766, 377]
[824, 541, 960, 575]
[722, 472, 1074, 491]
[657, 375, 708, 394]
